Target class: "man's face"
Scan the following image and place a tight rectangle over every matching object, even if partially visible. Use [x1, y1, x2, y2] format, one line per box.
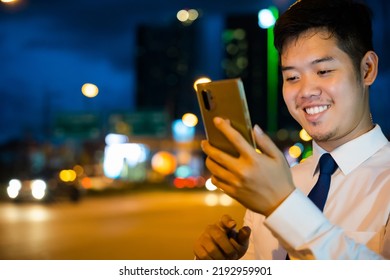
[281, 29, 371, 150]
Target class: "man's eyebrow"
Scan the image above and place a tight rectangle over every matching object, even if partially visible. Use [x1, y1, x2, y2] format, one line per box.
[312, 56, 335, 64]
[281, 56, 335, 72]
[281, 66, 294, 72]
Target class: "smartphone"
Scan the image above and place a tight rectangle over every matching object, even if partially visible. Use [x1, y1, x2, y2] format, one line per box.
[196, 78, 256, 157]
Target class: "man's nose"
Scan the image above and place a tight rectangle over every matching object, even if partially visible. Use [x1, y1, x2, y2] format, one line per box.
[299, 76, 321, 99]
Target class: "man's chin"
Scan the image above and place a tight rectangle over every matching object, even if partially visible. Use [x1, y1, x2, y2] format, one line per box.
[310, 132, 334, 143]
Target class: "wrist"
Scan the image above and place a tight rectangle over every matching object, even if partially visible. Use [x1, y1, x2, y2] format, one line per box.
[264, 186, 295, 217]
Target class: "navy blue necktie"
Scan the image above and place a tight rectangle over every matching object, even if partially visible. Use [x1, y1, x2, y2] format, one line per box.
[286, 153, 337, 259]
[308, 153, 338, 211]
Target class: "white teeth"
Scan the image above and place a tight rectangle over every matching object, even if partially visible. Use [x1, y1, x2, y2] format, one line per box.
[305, 105, 329, 115]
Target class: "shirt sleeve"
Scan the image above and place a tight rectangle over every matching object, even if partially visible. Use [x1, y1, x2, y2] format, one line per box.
[264, 189, 385, 259]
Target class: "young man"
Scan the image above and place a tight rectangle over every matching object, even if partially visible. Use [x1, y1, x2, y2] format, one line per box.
[193, 0, 390, 260]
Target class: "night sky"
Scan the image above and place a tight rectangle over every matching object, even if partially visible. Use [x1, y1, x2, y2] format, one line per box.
[1, 0, 389, 144]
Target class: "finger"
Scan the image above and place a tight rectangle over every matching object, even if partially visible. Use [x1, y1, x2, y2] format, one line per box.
[201, 140, 233, 166]
[253, 124, 283, 159]
[218, 215, 237, 231]
[195, 227, 227, 260]
[230, 227, 251, 247]
[202, 139, 250, 183]
[208, 225, 239, 259]
[205, 157, 239, 188]
[218, 215, 238, 240]
[213, 117, 255, 157]
[194, 246, 213, 260]
[211, 175, 238, 197]
[236, 226, 251, 246]
[201, 243, 226, 260]
[202, 139, 237, 168]
[228, 226, 251, 259]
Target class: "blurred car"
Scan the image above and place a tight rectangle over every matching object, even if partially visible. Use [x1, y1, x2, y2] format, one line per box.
[6, 173, 83, 203]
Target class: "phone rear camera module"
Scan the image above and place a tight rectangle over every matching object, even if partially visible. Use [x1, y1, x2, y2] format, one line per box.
[201, 90, 211, 111]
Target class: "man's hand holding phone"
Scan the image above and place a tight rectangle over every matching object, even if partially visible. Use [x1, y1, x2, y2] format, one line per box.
[201, 117, 296, 217]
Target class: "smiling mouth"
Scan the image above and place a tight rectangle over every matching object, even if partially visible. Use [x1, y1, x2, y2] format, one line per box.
[305, 105, 330, 115]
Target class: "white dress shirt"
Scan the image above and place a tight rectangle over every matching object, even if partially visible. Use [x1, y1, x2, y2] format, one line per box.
[241, 125, 390, 259]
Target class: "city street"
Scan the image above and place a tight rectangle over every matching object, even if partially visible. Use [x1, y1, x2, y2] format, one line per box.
[0, 190, 246, 260]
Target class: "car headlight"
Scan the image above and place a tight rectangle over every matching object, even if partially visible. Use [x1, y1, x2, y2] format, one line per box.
[7, 179, 22, 199]
[31, 179, 47, 200]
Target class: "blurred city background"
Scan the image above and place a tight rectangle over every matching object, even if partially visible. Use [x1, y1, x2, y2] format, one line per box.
[0, 0, 389, 259]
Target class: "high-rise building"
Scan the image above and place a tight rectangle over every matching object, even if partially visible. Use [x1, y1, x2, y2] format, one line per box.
[135, 22, 198, 120]
[135, 13, 299, 136]
[223, 14, 268, 129]
[223, 14, 299, 133]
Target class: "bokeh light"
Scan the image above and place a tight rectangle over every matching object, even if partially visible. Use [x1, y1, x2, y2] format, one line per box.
[177, 9, 199, 25]
[172, 119, 195, 142]
[276, 128, 289, 141]
[177, 10, 189, 22]
[59, 169, 77, 182]
[31, 179, 46, 200]
[151, 151, 177, 176]
[182, 113, 198, 127]
[205, 178, 217, 191]
[0, 0, 26, 11]
[81, 177, 92, 189]
[105, 133, 129, 146]
[73, 165, 84, 176]
[288, 145, 302, 159]
[299, 128, 312, 141]
[175, 165, 192, 178]
[81, 83, 99, 98]
[103, 143, 148, 179]
[204, 193, 219, 206]
[193, 77, 211, 91]
[258, 8, 277, 29]
[219, 193, 234, 206]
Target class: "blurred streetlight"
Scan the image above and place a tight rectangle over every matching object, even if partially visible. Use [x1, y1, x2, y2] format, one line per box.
[1, 0, 25, 8]
[182, 113, 198, 127]
[258, 8, 277, 29]
[177, 9, 199, 25]
[81, 83, 99, 98]
[1, 0, 26, 10]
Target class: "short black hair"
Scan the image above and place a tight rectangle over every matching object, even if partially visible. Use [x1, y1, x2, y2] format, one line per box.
[274, 0, 374, 73]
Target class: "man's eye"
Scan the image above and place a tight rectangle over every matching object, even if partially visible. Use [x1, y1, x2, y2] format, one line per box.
[286, 76, 298, 81]
[318, 70, 333, 75]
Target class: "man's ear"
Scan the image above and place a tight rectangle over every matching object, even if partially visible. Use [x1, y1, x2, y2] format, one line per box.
[361, 51, 378, 86]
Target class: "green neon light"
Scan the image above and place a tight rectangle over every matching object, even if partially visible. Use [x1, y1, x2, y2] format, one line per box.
[267, 6, 279, 134]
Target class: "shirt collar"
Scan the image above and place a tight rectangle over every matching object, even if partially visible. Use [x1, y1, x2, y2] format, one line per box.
[311, 125, 388, 176]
